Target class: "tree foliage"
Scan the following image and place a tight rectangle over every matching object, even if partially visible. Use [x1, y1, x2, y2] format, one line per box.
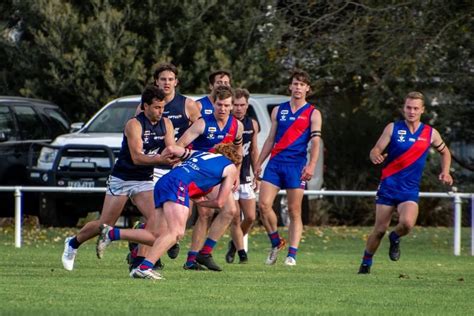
[0, 0, 472, 224]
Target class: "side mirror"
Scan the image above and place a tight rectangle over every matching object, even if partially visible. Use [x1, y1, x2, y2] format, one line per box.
[70, 122, 84, 133]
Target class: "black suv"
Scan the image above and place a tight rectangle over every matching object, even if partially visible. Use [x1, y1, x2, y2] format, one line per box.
[0, 96, 71, 217]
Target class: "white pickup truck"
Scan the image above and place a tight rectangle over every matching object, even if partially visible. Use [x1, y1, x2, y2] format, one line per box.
[29, 94, 324, 226]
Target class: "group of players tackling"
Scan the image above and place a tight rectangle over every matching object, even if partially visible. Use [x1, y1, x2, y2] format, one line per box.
[60, 63, 452, 280]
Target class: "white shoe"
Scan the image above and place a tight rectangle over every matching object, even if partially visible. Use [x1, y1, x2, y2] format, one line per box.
[96, 224, 113, 259]
[130, 268, 164, 280]
[284, 256, 296, 266]
[62, 237, 77, 271]
[265, 238, 286, 265]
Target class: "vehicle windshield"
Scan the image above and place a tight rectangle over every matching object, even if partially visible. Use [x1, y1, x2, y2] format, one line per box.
[84, 101, 138, 133]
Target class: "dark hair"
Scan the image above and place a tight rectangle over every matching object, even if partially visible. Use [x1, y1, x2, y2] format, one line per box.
[211, 85, 234, 102]
[289, 69, 312, 93]
[141, 85, 165, 110]
[208, 69, 232, 85]
[153, 62, 178, 80]
[234, 88, 250, 101]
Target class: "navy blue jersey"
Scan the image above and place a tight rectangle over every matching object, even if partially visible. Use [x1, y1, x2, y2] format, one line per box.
[198, 96, 214, 117]
[163, 93, 190, 140]
[112, 112, 166, 181]
[239, 116, 258, 183]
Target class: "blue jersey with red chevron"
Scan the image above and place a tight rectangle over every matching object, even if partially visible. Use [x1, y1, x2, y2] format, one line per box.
[270, 101, 314, 164]
[189, 115, 239, 152]
[379, 120, 432, 192]
[169, 151, 232, 197]
[198, 96, 214, 117]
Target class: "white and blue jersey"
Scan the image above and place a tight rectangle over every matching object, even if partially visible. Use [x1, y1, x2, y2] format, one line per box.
[153, 151, 232, 208]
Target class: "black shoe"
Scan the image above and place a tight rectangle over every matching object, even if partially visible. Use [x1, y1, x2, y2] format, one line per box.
[238, 255, 248, 264]
[389, 238, 401, 261]
[153, 259, 164, 270]
[183, 261, 205, 270]
[358, 263, 371, 274]
[167, 243, 180, 259]
[225, 241, 236, 263]
[196, 253, 222, 271]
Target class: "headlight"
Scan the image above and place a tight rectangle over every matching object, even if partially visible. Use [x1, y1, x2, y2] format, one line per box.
[38, 147, 58, 164]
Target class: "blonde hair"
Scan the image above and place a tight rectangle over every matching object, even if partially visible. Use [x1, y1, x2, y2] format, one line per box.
[406, 91, 425, 106]
[213, 143, 242, 166]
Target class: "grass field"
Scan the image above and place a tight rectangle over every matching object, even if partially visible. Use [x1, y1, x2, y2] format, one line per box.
[1, 224, 473, 315]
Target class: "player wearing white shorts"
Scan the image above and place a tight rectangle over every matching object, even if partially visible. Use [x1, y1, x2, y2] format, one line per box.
[226, 88, 260, 264]
[61, 85, 176, 271]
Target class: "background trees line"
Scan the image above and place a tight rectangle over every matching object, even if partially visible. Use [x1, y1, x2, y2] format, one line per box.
[1, 0, 472, 225]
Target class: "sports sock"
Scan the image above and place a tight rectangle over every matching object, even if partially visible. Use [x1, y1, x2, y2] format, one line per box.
[132, 256, 145, 269]
[107, 227, 121, 241]
[287, 246, 298, 259]
[268, 231, 281, 248]
[138, 259, 154, 271]
[389, 231, 400, 243]
[200, 238, 217, 255]
[237, 249, 247, 259]
[185, 251, 199, 266]
[362, 250, 373, 266]
[68, 236, 81, 249]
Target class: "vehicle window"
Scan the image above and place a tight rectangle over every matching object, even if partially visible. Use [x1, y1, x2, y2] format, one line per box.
[267, 104, 280, 116]
[13, 105, 49, 140]
[85, 102, 138, 133]
[44, 108, 70, 136]
[0, 106, 16, 138]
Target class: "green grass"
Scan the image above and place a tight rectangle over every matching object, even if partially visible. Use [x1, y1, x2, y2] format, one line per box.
[1, 225, 473, 315]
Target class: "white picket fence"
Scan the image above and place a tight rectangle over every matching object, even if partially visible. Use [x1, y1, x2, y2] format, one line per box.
[0, 186, 473, 256]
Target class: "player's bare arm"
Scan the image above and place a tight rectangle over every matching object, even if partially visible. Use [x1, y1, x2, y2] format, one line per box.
[369, 123, 393, 165]
[301, 108, 322, 181]
[255, 106, 279, 177]
[195, 164, 238, 209]
[431, 128, 453, 186]
[125, 118, 174, 166]
[176, 118, 205, 147]
[185, 98, 202, 123]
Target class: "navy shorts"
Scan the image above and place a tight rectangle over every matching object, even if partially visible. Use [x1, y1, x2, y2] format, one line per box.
[375, 186, 419, 206]
[262, 160, 306, 190]
[154, 176, 190, 209]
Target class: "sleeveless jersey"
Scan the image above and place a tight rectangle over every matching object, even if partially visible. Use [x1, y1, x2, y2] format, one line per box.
[270, 102, 314, 164]
[239, 116, 258, 183]
[198, 96, 214, 117]
[163, 93, 190, 140]
[379, 120, 432, 192]
[189, 115, 239, 152]
[112, 112, 166, 181]
[168, 151, 232, 197]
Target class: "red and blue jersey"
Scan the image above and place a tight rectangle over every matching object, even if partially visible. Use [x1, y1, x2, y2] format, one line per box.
[379, 120, 432, 192]
[198, 96, 214, 117]
[270, 102, 314, 164]
[189, 115, 239, 152]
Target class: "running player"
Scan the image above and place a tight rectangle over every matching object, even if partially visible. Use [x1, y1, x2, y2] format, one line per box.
[96, 143, 242, 280]
[358, 91, 453, 274]
[255, 69, 322, 266]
